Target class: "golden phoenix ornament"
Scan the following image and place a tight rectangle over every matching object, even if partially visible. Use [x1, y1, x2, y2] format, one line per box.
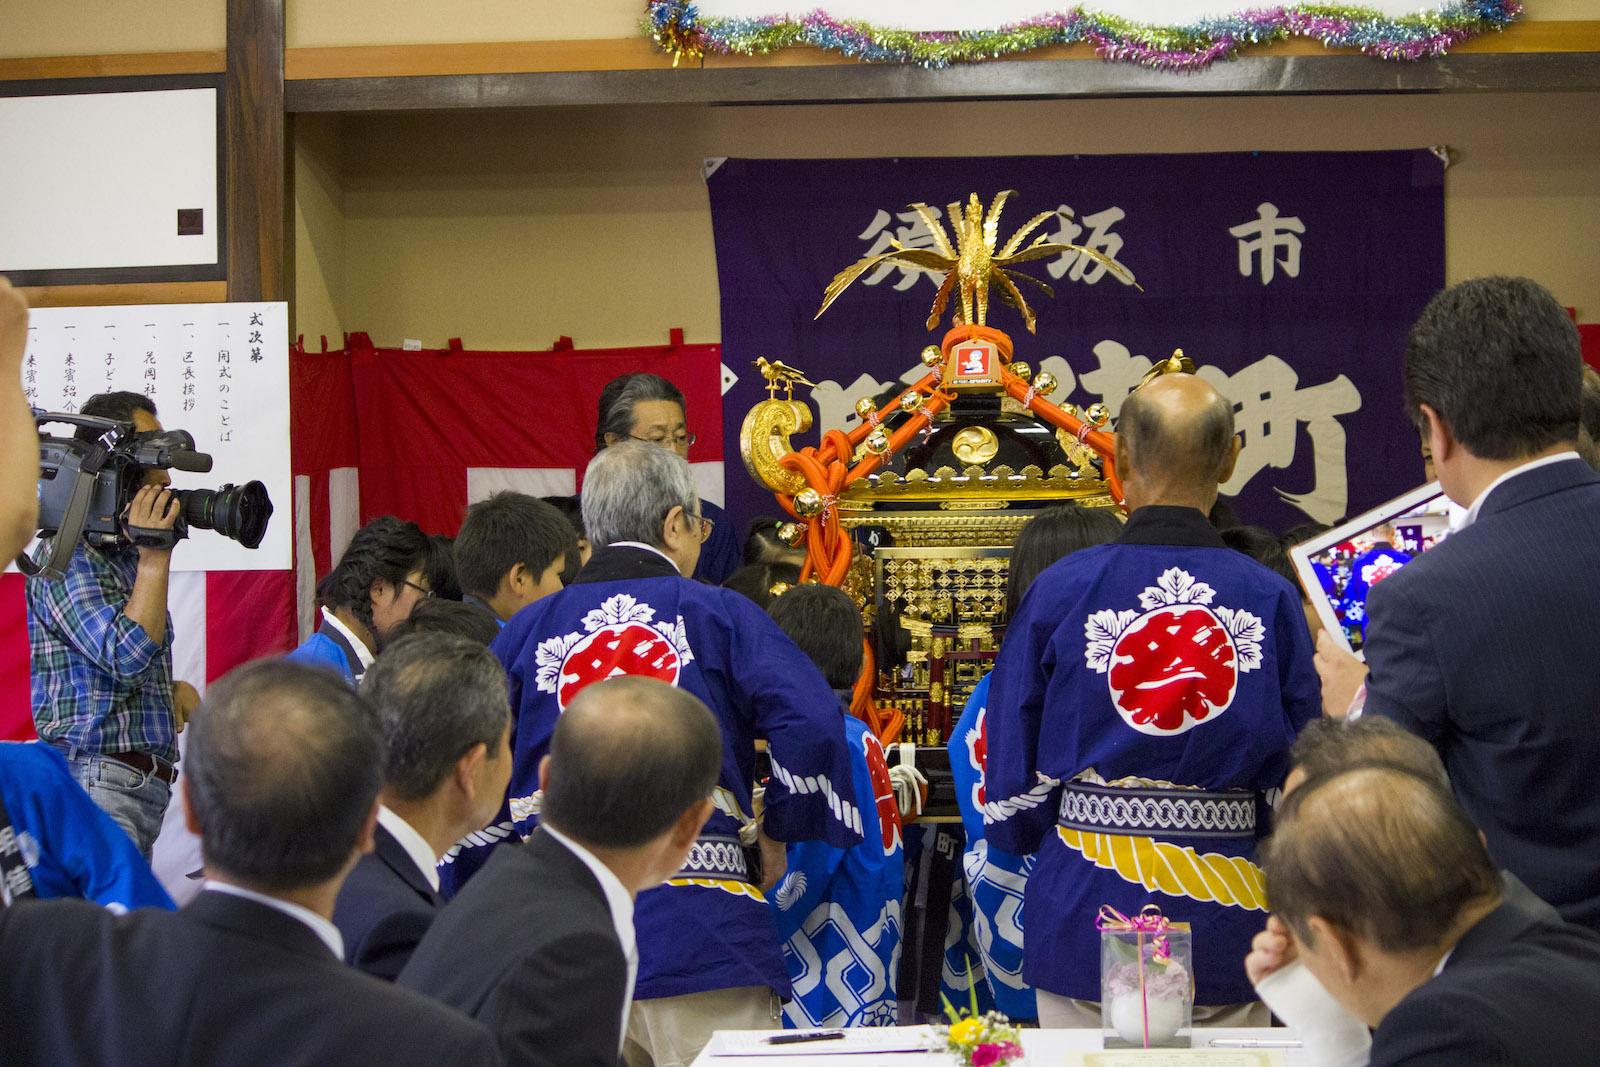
[815, 191, 1140, 335]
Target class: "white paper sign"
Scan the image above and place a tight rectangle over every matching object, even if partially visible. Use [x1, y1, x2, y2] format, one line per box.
[21, 302, 291, 572]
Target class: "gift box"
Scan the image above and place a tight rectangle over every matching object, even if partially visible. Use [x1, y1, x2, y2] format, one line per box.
[1097, 905, 1194, 1048]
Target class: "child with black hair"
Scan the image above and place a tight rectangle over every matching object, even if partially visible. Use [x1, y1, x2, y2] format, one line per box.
[765, 585, 904, 1028]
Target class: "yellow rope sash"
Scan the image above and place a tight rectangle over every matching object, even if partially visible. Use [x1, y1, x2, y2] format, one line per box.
[1056, 826, 1267, 911]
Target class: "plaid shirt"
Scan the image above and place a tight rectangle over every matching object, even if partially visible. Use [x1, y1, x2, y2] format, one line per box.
[25, 541, 176, 765]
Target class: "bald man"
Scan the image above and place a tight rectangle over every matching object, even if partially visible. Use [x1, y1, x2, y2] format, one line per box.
[984, 373, 1320, 1027]
[1258, 765, 1600, 1065]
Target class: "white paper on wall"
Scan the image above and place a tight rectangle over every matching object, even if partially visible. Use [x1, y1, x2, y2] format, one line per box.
[21, 302, 291, 572]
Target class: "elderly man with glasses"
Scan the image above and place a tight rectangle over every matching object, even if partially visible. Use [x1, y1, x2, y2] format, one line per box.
[592, 372, 741, 584]
[441, 441, 862, 1067]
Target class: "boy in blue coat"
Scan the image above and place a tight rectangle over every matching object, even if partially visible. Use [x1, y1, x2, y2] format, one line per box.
[766, 584, 904, 1028]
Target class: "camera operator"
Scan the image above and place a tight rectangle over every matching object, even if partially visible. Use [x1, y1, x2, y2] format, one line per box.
[25, 391, 201, 860]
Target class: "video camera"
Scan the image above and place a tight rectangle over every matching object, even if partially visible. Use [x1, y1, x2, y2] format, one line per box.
[20, 411, 274, 581]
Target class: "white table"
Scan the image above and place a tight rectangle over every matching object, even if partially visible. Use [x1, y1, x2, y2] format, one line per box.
[692, 1026, 1305, 1066]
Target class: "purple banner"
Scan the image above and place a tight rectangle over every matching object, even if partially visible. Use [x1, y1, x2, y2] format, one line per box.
[708, 149, 1443, 534]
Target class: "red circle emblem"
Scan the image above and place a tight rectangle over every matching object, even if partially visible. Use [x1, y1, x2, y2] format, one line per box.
[1107, 603, 1238, 735]
[862, 733, 902, 856]
[557, 622, 682, 708]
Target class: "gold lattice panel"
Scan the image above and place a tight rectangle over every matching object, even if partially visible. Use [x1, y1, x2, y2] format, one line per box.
[876, 547, 1011, 628]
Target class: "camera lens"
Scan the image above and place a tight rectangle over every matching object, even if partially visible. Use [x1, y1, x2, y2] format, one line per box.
[176, 481, 274, 549]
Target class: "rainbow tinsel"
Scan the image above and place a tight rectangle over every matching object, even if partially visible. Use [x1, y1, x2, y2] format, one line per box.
[643, 0, 1522, 71]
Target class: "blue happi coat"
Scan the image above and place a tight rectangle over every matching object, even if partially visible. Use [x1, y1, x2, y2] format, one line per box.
[451, 544, 862, 1000]
[771, 712, 904, 1028]
[948, 673, 1037, 1021]
[984, 507, 1319, 1005]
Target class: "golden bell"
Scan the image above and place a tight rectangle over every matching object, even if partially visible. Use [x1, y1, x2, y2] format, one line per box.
[1010, 361, 1032, 383]
[776, 521, 804, 546]
[793, 488, 826, 517]
[1033, 371, 1058, 397]
[854, 397, 878, 420]
[865, 428, 891, 455]
[899, 391, 923, 414]
[1086, 402, 1110, 426]
[920, 345, 943, 367]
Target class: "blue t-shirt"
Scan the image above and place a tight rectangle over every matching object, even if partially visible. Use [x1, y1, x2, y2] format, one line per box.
[0, 742, 174, 911]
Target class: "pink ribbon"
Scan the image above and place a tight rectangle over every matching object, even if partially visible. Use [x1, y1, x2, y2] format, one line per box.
[1095, 904, 1172, 963]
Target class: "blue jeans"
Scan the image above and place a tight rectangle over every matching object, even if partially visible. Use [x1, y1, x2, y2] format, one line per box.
[63, 752, 172, 861]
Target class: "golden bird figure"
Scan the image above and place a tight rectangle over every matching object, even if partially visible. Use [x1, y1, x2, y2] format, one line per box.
[754, 357, 817, 398]
[815, 191, 1141, 335]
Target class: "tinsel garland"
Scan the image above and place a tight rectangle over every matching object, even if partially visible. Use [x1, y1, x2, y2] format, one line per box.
[644, 0, 1521, 71]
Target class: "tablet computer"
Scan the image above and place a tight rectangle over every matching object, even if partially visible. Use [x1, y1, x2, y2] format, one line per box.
[1288, 481, 1456, 659]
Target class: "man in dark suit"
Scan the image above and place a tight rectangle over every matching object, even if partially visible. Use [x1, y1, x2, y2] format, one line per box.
[1316, 276, 1600, 930]
[333, 632, 514, 978]
[0, 659, 499, 1066]
[1257, 763, 1600, 1066]
[400, 676, 721, 1067]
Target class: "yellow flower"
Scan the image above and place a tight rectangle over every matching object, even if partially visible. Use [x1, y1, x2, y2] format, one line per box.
[949, 1018, 985, 1046]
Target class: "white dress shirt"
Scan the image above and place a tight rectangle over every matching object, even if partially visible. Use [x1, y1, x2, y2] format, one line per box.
[320, 606, 375, 674]
[540, 824, 637, 1050]
[203, 880, 345, 959]
[1459, 451, 1582, 529]
[608, 541, 681, 575]
[377, 805, 440, 893]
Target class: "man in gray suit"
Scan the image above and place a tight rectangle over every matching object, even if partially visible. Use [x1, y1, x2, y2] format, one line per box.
[1317, 276, 1600, 930]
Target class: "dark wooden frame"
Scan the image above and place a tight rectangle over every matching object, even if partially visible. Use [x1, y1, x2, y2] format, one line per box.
[0, 73, 226, 288]
[285, 50, 1600, 113]
[226, 0, 286, 303]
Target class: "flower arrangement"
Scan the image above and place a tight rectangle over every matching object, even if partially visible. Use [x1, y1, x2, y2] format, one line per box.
[936, 962, 1025, 1067]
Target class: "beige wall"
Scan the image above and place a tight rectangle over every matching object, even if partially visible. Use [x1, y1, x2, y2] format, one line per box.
[317, 92, 1600, 353]
[291, 115, 347, 344]
[1, 0, 1592, 57]
[0, 1, 224, 57]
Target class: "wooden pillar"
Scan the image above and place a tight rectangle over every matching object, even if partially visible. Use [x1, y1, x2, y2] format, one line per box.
[225, 0, 286, 302]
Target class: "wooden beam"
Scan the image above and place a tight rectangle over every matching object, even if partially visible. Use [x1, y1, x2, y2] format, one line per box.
[281, 21, 1600, 81]
[285, 50, 1600, 113]
[19, 281, 229, 308]
[225, 0, 286, 302]
[0, 51, 226, 81]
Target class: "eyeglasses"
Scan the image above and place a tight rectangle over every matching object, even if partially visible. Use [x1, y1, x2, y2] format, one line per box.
[400, 579, 435, 600]
[691, 513, 715, 543]
[630, 432, 698, 450]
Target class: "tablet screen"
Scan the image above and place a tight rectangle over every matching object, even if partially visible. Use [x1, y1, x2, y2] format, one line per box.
[1289, 482, 1457, 657]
